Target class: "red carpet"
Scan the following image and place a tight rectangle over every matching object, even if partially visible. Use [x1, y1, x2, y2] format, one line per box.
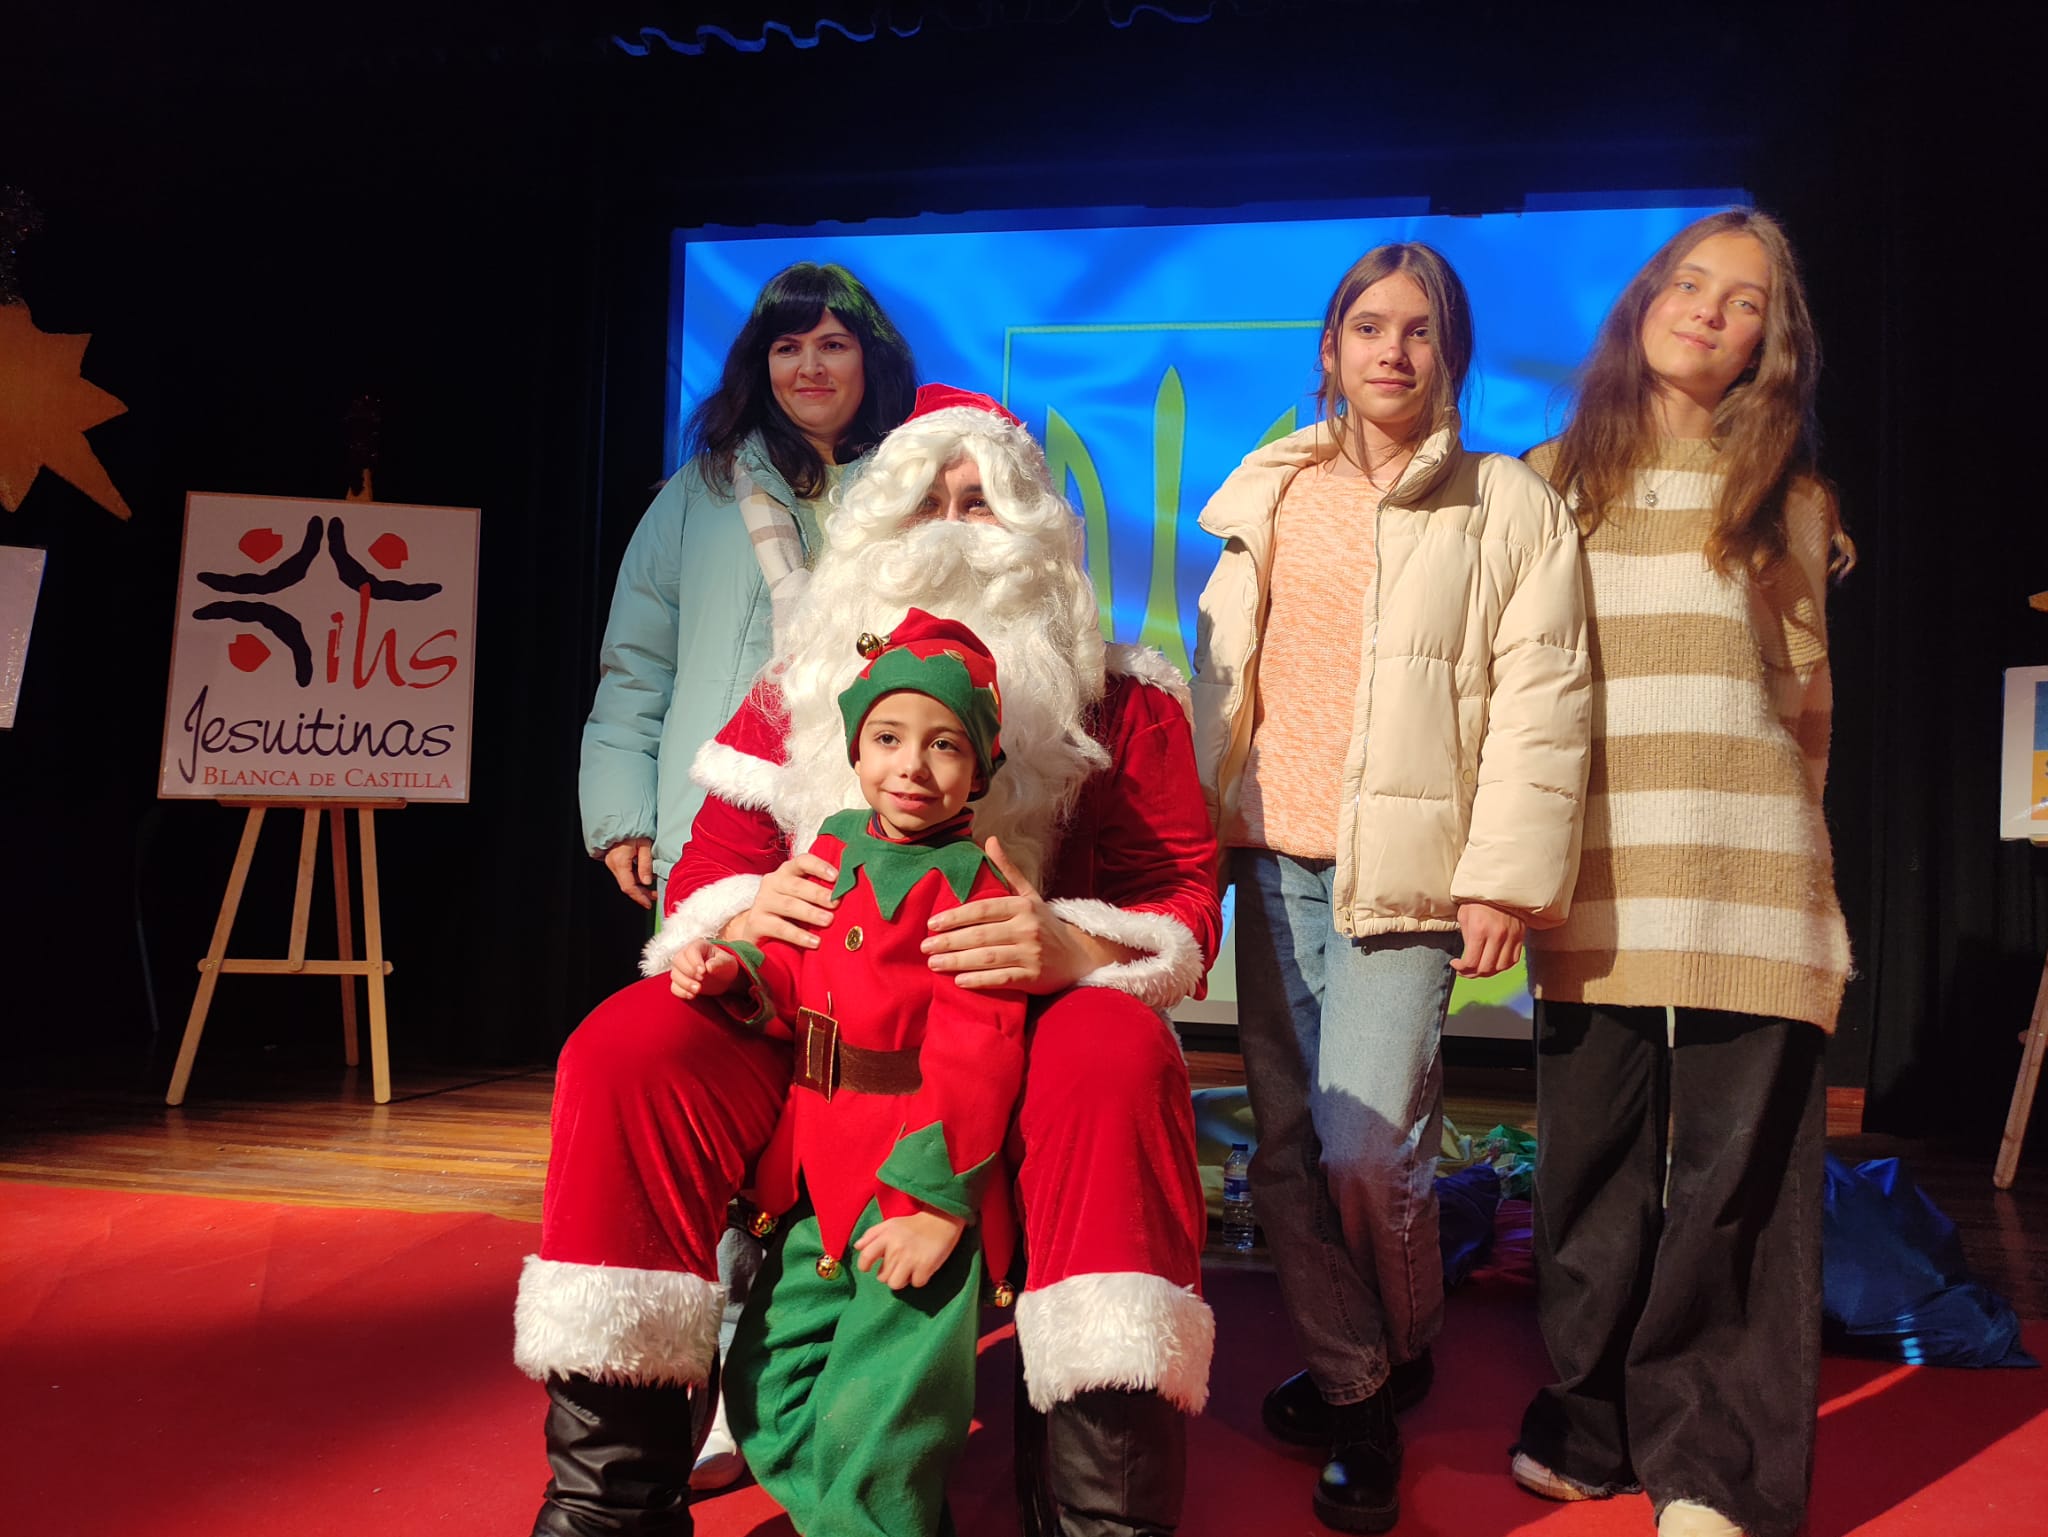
[5, 1182, 2044, 1536]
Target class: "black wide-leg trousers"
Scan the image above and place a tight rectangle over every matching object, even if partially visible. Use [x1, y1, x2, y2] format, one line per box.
[1516, 1001, 1825, 1537]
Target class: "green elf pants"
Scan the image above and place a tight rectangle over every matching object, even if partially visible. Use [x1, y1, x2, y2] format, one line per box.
[726, 1195, 983, 1537]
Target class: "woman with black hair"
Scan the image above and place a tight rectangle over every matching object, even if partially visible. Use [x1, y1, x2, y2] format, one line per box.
[574, 261, 913, 1493]
[581, 261, 917, 910]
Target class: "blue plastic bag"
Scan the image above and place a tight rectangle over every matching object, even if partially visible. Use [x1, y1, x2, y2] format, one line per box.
[1821, 1155, 2035, 1368]
[1436, 1164, 1501, 1289]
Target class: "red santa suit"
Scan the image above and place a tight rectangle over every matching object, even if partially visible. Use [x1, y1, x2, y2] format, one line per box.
[516, 650, 1220, 1417]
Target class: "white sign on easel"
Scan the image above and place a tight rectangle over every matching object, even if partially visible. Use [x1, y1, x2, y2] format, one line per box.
[158, 493, 480, 800]
[1995, 664, 2048, 1191]
[0, 544, 46, 730]
[2000, 666, 2048, 841]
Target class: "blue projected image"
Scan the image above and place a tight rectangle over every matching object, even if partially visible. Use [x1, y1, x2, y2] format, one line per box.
[667, 200, 1735, 1030]
[670, 202, 1730, 679]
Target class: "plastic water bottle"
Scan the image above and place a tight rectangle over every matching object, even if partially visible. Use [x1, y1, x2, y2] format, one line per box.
[1222, 1143, 1255, 1252]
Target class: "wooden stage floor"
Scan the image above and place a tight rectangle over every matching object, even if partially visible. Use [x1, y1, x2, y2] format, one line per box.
[4, 1054, 2045, 1320]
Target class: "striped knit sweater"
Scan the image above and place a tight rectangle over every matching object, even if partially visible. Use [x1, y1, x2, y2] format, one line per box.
[1526, 438, 1849, 1031]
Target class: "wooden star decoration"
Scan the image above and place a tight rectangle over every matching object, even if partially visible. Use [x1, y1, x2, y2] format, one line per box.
[0, 302, 131, 520]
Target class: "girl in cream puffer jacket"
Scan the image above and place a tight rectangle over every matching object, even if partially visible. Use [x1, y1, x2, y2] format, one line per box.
[1190, 242, 1589, 1537]
[1193, 410, 1593, 936]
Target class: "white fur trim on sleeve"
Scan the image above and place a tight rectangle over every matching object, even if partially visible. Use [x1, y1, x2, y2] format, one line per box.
[513, 1255, 724, 1388]
[1013, 1271, 1214, 1413]
[1105, 642, 1192, 721]
[640, 873, 764, 977]
[689, 738, 780, 811]
[1048, 898, 1205, 1011]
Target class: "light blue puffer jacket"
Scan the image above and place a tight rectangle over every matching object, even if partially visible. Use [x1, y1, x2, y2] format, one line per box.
[579, 437, 797, 882]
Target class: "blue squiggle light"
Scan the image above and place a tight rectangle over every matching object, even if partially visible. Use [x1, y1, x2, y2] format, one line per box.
[1108, 3, 1223, 25]
[610, 3, 1224, 56]
[611, 19, 903, 56]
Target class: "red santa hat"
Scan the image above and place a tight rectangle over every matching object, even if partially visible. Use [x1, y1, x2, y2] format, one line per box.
[906, 383, 1022, 428]
[837, 608, 1005, 789]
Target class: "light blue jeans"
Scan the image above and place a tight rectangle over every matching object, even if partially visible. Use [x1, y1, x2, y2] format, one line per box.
[1232, 848, 1461, 1405]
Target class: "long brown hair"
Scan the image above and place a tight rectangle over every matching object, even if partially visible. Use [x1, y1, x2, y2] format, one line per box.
[1550, 209, 1854, 576]
[1316, 243, 1473, 467]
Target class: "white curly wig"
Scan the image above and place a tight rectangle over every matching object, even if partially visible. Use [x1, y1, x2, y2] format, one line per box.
[769, 403, 1111, 883]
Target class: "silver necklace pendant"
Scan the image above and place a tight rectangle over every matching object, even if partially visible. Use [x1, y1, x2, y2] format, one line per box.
[1645, 486, 1659, 507]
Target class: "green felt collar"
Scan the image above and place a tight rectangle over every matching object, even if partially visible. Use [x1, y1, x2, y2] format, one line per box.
[821, 809, 1002, 920]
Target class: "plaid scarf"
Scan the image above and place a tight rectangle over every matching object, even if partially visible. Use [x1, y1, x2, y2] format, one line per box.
[733, 459, 812, 650]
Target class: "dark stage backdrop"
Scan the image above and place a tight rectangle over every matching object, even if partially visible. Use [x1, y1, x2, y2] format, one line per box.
[1, 3, 2041, 1146]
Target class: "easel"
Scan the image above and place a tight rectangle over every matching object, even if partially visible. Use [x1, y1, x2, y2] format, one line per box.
[166, 417, 408, 1107]
[165, 798, 402, 1105]
[1993, 601, 2048, 1189]
[1993, 832, 2048, 1191]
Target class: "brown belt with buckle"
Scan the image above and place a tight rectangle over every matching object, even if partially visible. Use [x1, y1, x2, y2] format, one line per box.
[792, 1006, 922, 1101]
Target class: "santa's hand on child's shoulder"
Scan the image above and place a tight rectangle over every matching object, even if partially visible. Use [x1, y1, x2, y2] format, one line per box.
[721, 851, 840, 951]
[668, 939, 738, 1001]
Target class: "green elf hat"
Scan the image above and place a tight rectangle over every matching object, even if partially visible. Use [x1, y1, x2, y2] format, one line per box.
[838, 608, 1005, 793]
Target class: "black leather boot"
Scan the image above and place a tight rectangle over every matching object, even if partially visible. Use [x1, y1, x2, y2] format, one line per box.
[1264, 1350, 1435, 1446]
[1312, 1382, 1401, 1534]
[1027, 1387, 1186, 1537]
[1016, 1359, 1057, 1537]
[529, 1368, 711, 1536]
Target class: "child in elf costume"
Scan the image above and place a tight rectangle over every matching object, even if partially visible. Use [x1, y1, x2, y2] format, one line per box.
[666, 608, 1025, 1537]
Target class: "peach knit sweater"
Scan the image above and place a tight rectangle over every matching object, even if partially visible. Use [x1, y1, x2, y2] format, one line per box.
[1227, 461, 1379, 859]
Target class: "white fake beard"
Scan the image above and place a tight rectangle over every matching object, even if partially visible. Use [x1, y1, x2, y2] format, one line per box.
[771, 518, 1109, 885]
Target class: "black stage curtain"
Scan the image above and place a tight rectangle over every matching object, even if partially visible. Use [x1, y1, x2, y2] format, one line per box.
[2, 3, 2042, 1148]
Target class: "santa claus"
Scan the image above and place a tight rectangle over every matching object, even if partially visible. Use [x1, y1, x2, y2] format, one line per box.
[515, 385, 1220, 1536]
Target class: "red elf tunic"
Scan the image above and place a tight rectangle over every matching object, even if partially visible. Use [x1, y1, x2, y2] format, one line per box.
[710, 807, 1027, 1280]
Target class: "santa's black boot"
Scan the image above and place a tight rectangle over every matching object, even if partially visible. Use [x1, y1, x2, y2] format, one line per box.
[529, 1370, 709, 1536]
[1037, 1387, 1187, 1536]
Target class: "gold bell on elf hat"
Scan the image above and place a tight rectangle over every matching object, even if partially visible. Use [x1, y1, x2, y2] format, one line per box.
[837, 609, 1005, 795]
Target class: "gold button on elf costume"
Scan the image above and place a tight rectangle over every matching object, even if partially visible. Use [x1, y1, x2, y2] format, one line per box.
[845, 926, 864, 951]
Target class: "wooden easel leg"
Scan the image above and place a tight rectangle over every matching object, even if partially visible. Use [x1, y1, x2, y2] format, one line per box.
[358, 807, 391, 1105]
[330, 806, 359, 1066]
[167, 806, 268, 1107]
[288, 808, 319, 968]
[1994, 948, 2048, 1189]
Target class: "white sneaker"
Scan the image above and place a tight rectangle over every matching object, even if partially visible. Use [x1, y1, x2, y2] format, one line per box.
[1509, 1451, 1603, 1502]
[689, 1389, 747, 1492]
[1657, 1499, 1746, 1537]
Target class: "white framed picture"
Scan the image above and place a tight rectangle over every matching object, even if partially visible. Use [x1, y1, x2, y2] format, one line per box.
[0, 544, 48, 729]
[2000, 666, 2048, 841]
